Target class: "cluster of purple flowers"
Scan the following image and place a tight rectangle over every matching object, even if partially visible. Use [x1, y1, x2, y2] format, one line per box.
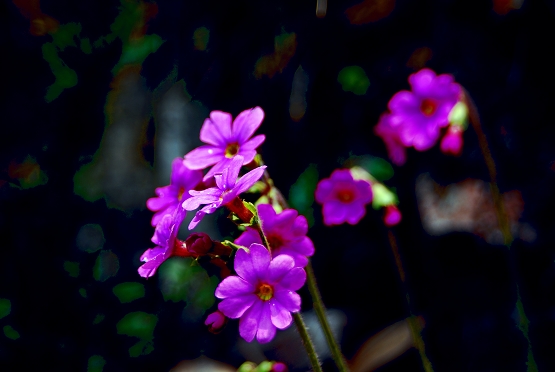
[139, 107, 313, 344]
[374, 68, 466, 165]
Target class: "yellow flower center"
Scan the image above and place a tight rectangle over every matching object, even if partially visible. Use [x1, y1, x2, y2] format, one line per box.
[256, 283, 273, 301]
[225, 142, 240, 158]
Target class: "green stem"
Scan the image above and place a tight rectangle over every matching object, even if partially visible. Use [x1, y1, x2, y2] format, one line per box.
[293, 312, 323, 372]
[387, 230, 434, 372]
[464, 90, 538, 371]
[306, 261, 351, 372]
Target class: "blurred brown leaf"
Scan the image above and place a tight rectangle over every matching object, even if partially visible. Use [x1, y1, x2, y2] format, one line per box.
[345, 0, 395, 25]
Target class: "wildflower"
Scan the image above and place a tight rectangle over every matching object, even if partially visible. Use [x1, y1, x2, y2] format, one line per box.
[315, 169, 373, 226]
[387, 68, 461, 151]
[182, 155, 266, 229]
[383, 205, 402, 226]
[146, 158, 203, 226]
[205, 310, 227, 333]
[215, 243, 305, 343]
[138, 208, 185, 278]
[440, 125, 464, 156]
[184, 107, 266, 180]
[234, 204, 314, 267]
[374, 113, 407, 166]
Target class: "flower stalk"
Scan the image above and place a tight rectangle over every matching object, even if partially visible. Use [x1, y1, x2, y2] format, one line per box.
[464, 89, 538, 372]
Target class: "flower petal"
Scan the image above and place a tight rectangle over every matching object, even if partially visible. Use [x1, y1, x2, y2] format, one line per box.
[233, 166, 266, 195]
[273, 290, 301, 315]
[218, 294, 257, 319]
[322, 201, 348, 225]
[204, 157, 233, 181]
[269, 298, 293, 329]
[182, 190, 220, 210]
[200, 111, 233, 146]
[267, 254, 295, 284]
[256, 302, 276, 343]
[238, 300, 261, 342]
[240, 134, 266, 151]
[275, 267, 306, 291]
[216, 276, 255, 298]
[232, 107, 265, 144]
[183, 145, 224, 170]
[234, 228, 262, 248]
[235, 243, 270, 284]
[225, 155, 244, 188]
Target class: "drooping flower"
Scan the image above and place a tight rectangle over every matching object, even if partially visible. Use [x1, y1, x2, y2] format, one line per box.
[387, 68, 461, 151]
[138, 207, 185, 278]
[374, 113, 407, 166]
[234, 204, 314, 267]
[205, 310, 227, 334]
[182, 155, 266, 229]
[146, 158, 203, 226]
[184, 107, 266, 180]
[215, 243, 305, 343]
[315, 169, 373, 226]
[440, 125, 464, 156]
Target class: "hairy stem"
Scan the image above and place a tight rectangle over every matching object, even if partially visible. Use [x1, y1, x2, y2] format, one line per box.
[306, 261, 351, 372]
[293, 312, 323, 372]
[388, 230, 434, 372]
[464, 90, 538, 371]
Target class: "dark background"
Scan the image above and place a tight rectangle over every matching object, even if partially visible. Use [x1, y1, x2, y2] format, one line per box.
[2, 0, 555, 371]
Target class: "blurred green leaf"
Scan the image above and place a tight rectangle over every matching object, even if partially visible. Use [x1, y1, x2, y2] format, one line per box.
[0, 299, 11, 319]
[3, 325, 20, 340]
[193, 26, 210, 51]
[112, 282, 145, 303]
[87, 355, 106, 372]
[64, 261, 80, 278]
[79, 288, 87, 298]
[289, 164, 318, 227]
[93, 313, 105, 324]
[117, 311, 158, 345]
[338, 66, 370, 95]
[346, 155, 394, 181]
[93, 250, 120, 282]
[51, 22, 81, 51]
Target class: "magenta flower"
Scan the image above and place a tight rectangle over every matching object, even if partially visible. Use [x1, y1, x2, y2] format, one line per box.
[182, 155, 266, 230]
[205, 310, 227, 334]
[184, 107, 266, 180]
[374, 113, 407, 166]
[387, 68, 461, 151]
[146, 158, 203, 226]
[440, 126, 464, 156]
[234, 204, 314, 267]
[215, 243, 305, 343]
[138, 207, 185, 278]
[315, 169, 373, 226]
[383, 205, 402, 226]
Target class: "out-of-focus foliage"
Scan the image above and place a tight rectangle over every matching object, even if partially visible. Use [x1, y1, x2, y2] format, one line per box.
[93, 250, 120, 282]
[289, 164, 318, 227]
[255, 31, 297, 79]
[345, 155, 394, 182]
[337, 66, 370, 95]
[3, 325, 20, 340]
[193, 26, 210, 51]
[0, 299, 11, 319]
[8, 155, 48, 189]
[76, 224, 106, 253]
[345, 0, 395, 25]
[112, 282, 146, 303]
[87, 355, 106, 372]
[116, 311, 158, 357]
[63, 261, 80, 278]
[158, 258, 219, 321]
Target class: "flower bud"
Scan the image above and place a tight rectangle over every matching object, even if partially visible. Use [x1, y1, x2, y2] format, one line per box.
[270, 362, 288, 372]
[440, 126, 464, 156]
[205, 310, 227, 334]
[384, 205, 402, 226]
[185, 232, 213, 255]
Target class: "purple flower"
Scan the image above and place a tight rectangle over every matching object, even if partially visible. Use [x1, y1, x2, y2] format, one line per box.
[205, 310, 227, 333]
[184, 107, 266, 180]
[215, 243, 305, 343]
[440, 126, 464, 156]
[387, 68, 461, 151]
[138, 207, 185, 278]
[182, 155, 266, 230]
[315, 169, 373, 226]
[146, 158, 203, 226]
[374, 113, 407, 166]
[234, 204, 314, 267]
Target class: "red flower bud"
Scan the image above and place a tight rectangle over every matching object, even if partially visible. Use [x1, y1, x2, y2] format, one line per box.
[185, 233, 213, 255]
[205, 310, 227, 334]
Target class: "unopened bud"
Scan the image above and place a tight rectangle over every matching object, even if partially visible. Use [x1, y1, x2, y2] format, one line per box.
[205, 310, 227, 334]
[185, 232, 213, 255]
[384, 205, 402, 226]
[440, 126, 464, 156]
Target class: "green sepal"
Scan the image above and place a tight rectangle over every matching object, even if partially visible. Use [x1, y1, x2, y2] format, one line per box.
[222, 240, 249, 253]
[372, 183, 398, 209]
[448, 101, 469, 129]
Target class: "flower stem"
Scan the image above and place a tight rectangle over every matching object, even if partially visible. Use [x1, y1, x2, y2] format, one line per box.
[306, 261, 351, 372]
[293, 312, 323, 372]
[464, 90, 538, 371]
[387, 230, 434, 372]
